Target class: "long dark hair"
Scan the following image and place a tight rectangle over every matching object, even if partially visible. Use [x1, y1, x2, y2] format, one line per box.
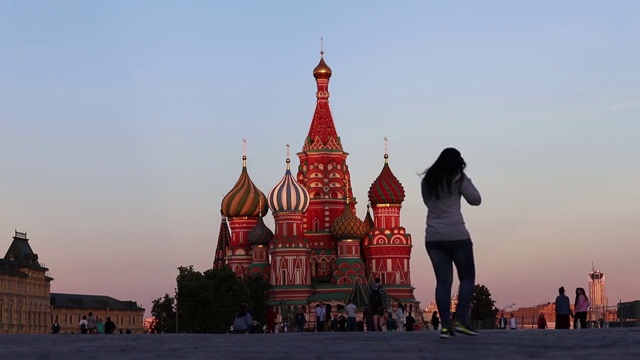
[574, 288, 588, 307]
[422, 148, 466, 200]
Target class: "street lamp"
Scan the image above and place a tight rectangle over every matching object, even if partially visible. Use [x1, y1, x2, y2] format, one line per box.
[501, 303, 516, 311]
[175, 287, 179, 334]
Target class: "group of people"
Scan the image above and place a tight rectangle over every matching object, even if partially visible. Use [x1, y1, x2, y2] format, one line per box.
[555, 286, 590, 329]
[50, 311, 131, 334]
[495, 286, 591, 330]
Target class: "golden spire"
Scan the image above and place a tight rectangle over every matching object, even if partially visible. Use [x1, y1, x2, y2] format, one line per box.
[313, 38, 332, 80]
[242, 138, 247, 167]
[384, 137, 389, 163]
[286, 143, 291, 170]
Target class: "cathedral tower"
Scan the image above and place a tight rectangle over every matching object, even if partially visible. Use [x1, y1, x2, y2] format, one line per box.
[296, 51, 354, 281]
[268, 147, 313, 301]
[364, 143, 416, 305]
[221, 142, 269, 278]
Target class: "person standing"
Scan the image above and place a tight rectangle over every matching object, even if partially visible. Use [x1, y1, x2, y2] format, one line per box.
[51, 321, 61, 334]
[344, 300, 358, 332]
[555, 286, 573, 329]
[509, 314, 517, 330]
[363, 306, 375, 332]
[86, 312, 97, 334]
[367, 277, 390, 332]
[315, 302, 326, 332]
[405, 312, 415, 331]
[79, 315, 89, 334]
[395, 303, 406, 332]
[498, 313, 508, 329]
[295, 306, 307, 332]
[421, 148, 481, 338]
[430, 311, 440, 331]
[574, 287, 589, 329]
[104, 317, 116, 334]
[266, 307, 277, 333]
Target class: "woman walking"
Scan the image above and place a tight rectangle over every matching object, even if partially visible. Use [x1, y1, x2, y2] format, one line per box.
[574, 288, 589, 329]
[421, 148, 481, 338]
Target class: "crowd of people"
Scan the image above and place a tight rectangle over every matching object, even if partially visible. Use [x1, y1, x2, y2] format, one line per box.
[51, 311, 133, 334]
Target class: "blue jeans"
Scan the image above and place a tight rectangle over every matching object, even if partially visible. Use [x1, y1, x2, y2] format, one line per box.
[426, 239, 476, 329]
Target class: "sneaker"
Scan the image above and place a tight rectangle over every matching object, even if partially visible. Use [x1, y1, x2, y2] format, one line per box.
[454, 322, 479, 336]
[439, 327, 455, 339]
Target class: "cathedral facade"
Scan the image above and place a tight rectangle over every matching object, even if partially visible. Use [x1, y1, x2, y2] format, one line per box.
[214, 52, 419, 319]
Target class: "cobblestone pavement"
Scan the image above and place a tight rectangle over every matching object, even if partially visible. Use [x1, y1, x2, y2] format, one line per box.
[1, 328, 639, 359]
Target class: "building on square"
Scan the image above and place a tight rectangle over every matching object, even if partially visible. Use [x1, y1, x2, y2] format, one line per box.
[214, 51, 420, 326]
[50, 293, 145, 334]
[1, 231, 145, 334]
[0, 231, 53, 334]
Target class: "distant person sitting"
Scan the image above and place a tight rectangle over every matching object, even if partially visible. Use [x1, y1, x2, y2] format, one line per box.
[125, 328, 132, 334]
[537, 313, 547, 329]
[232, 303, 254, 334]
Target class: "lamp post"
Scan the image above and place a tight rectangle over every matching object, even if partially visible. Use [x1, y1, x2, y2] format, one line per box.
[175, 287, 179, 334]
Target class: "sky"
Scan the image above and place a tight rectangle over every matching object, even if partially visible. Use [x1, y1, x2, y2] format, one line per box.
[1, 1, 639, 316]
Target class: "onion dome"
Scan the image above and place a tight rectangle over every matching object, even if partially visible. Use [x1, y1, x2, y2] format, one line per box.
[221, 153, 269, 217]
[268, 150, 310, 213]
[332, 204, 367, 240]
[313, 51, 332, 80]
[368, 154, 405, 205]
[248, 217, 274, 246]
[363, 204, 374, 229]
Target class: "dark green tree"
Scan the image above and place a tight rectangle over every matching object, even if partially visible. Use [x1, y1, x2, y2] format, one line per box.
[174, 266, 270, 333]
[471, 284, 499, 329]
[244, 274, 270, 325]
[150, 293, 176, 333]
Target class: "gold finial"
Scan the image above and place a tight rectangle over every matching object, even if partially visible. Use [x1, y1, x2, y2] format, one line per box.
[259, 197, 263, 217]
[242, 138, 247, 166]
[320, 37, 324, 54]
[285, 143, 291, 169]
[384, 137, 389, 163]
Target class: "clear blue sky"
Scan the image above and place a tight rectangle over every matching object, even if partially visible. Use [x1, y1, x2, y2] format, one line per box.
[2, 1, 639, 315]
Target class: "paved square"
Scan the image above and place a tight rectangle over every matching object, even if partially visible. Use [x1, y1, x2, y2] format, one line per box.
[1, 328, 639, 359]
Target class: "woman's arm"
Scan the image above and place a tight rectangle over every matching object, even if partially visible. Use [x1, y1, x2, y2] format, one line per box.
[460, 174, 481, 206]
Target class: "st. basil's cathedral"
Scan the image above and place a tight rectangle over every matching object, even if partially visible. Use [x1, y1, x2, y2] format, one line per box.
[213, 51, 419, 318]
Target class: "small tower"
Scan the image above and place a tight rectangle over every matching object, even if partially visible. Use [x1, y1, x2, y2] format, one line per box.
[213, 213, 231, 269]
[364, 140, 417, 308]
[268, 146, 313, 301]
[330, 189, 367, 285]
[588, 264, 607, 321]
[246, 204, 274, 280]
[221, 141, 269, 279]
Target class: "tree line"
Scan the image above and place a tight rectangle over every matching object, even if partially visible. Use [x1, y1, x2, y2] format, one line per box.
[150, 266, 269, 334]
[150, 266, 499, 333]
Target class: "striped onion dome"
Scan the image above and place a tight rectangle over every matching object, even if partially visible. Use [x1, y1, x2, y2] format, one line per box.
[221, 155, 269, 217]
[368, 154, 405, 205]
[268, 158, 310, 213]
[248, 217, 274, 246]
[331, 204, 367, 240]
